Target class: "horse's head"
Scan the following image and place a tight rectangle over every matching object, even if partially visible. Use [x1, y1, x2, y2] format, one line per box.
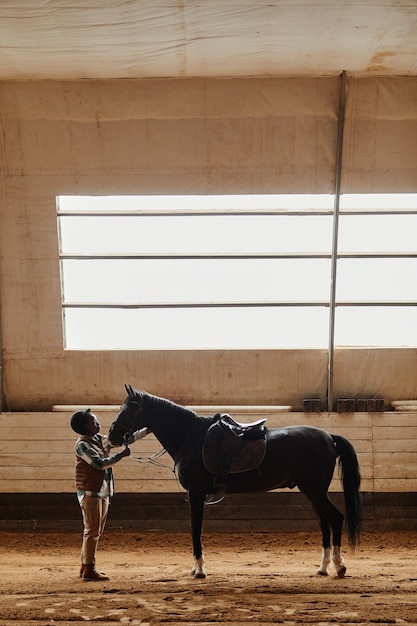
[108, 384, 144, 446]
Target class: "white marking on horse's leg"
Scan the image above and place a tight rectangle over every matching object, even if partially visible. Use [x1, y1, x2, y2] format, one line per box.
[317, 547, 331, 576]
[332, 546, 346, 578]
[191, 555, 206, 579]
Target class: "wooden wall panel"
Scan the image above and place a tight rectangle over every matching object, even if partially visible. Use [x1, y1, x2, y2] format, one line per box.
[1, 409, 416, 495]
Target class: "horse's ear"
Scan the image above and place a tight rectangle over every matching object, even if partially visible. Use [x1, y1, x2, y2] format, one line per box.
[125, 383, 132, 396]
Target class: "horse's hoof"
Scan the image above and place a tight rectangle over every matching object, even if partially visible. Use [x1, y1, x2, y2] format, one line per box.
[317, 569, 328, 576]
[191, 566, 207, 579]
[336, 566, 346, 579]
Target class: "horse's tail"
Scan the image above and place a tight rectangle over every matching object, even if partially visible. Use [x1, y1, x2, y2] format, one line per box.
[331, 434, 362, 548]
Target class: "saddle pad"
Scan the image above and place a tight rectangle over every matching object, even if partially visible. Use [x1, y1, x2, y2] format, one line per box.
[202, 437, 267, 476]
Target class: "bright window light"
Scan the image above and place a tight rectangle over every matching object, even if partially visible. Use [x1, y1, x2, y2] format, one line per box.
[57, 194, 417, 350]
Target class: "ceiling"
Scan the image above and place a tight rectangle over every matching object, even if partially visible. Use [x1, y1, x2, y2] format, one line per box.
[0, 1, 416, 80]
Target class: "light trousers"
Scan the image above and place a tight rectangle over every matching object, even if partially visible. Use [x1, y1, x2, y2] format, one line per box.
[80, 495, 110, 565]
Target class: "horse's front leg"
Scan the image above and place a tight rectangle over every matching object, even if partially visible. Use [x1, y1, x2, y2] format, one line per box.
[188, 490, 206, 578]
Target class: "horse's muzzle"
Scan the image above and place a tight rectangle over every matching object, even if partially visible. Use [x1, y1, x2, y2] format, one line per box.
[107, 421, 126, 446]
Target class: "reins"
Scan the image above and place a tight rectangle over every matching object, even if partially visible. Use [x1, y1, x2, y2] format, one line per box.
[204, 493, 225, 505]
[129, 446, 172, 471]
[129, 449, 225, 505]
[129, 447, 187, 495]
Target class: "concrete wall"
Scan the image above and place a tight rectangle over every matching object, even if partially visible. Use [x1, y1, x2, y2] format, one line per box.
[0, 77, 417, 410]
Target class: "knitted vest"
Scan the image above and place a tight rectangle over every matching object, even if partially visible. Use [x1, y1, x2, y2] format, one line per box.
[75, 434, 106, 492]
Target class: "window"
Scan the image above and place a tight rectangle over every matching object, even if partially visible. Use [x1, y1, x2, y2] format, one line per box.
[335, 195, 417, 347]
[57, 194, 417, 349]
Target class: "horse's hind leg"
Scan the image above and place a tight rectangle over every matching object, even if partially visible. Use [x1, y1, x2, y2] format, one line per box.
[326, 497, 346, 578]
[316, 516, 331, 576]
[307, 492, 346, 578]
[331, 545, 346, 578]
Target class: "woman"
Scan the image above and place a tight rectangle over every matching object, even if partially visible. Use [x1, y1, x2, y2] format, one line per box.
[70, 408, 130, 581]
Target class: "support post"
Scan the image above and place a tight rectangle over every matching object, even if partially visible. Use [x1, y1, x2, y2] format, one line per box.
[327, 71, 347, 412]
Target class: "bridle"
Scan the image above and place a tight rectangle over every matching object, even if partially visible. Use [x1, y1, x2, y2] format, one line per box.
[112, 390, 221, 504]
[117, 393, 177, 478]
[113, 394, 144, 442]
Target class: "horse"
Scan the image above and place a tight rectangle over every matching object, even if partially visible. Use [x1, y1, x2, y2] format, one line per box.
[108, 384, 362, 579]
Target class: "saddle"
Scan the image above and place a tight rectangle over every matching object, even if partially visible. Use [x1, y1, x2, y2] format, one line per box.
[202, 413, 267, 483]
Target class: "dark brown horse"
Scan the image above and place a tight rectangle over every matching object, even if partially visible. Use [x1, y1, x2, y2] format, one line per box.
[108, 385, 361, 578]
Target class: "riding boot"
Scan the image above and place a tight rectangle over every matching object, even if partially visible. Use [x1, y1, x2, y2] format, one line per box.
[82, 564, 109, 581]
[80, 563, 108, 578]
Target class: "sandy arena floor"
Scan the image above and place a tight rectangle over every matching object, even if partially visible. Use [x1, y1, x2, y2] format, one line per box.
[0, 530, 416, 625]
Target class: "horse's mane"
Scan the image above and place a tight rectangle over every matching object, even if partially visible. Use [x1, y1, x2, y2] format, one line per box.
[141, 391, 210, 426]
